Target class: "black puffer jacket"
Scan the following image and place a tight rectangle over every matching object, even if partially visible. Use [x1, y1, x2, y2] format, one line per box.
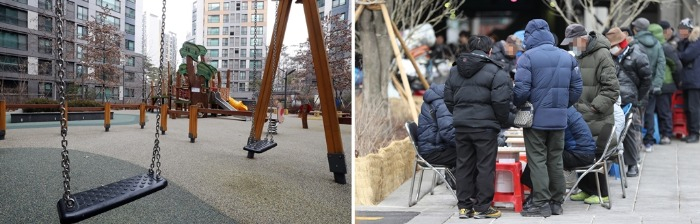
[614, 45, 653, 106]
[444, 51, 512, 130]
[490, 41, 517, 78]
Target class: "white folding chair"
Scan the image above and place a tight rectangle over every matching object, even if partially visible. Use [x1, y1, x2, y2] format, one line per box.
[565, 123, 616, 209]
[405, 122, 457, 207]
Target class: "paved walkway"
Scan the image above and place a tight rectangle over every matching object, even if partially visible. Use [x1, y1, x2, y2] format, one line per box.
[356, 141, 700, 223]
[1, 111, 351, 223]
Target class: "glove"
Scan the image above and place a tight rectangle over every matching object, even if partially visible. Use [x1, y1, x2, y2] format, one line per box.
[652, 87, 661, 95]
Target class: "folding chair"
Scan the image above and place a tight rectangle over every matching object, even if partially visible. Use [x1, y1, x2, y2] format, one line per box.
[611, 109, 634, 198]
[405, 122, 457, 207]
[565, 123, 616, 209]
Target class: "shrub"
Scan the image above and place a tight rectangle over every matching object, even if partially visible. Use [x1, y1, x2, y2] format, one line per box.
[67, 99, 102, 107]
[22, 98, 59, 113]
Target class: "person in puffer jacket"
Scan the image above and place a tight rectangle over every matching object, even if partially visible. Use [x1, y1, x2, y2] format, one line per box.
[513, 19, 583, 217]
[650, 23, 683, 145]
[678, 21, 700, 143]
[606, 27, 652, 177]
[444, 35, 512, 219]
[417, 84, 456, 167]
[631, 18, 666, 152]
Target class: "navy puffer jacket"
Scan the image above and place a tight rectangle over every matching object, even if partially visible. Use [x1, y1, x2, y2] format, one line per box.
[513, 19, 583, 130]
[417, 84, 455, 156]
[679, 27, 700, 90]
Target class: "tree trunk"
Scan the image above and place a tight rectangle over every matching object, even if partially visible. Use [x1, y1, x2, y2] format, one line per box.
[358, 1, 394, 114]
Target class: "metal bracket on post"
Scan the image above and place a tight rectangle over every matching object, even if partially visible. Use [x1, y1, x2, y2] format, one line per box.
[327, 153, 347, 184]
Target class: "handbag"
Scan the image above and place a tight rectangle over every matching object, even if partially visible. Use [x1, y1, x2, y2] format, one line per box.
[514, 101, 533, 128]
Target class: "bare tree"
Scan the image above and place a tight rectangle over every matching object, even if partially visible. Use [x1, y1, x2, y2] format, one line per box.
[82, 7, 124, 102]
[324, 14, 352, 111]
[544, 0, 675, 29]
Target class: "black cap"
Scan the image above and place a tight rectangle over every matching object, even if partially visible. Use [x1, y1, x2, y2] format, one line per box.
[659, 20, 672, 30]
[561, 24, 587, 45]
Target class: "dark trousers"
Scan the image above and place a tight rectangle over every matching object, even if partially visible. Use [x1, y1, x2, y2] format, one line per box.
[455, 128, 498, 212]
[421, 146, 457, 168]
[577, 169, 609, 197]
[644, 94, 675, 143]
[521, 150, 595, 190]
[684, 89, 700, 135]
[624, 107, 642, 166]
[523, 128, 565, 207]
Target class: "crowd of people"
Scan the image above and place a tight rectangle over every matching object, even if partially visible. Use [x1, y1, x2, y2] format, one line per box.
[415, 17, 699, 218]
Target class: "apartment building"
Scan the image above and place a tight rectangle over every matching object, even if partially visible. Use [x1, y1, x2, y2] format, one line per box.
[0, 0, 146, 103]
[143, 12, 177, 69]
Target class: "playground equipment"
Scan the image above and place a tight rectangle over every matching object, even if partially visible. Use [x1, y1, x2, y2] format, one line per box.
[53, 0, 168, 222]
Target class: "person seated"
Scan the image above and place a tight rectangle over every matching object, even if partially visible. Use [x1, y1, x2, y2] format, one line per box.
[522, 107, 608, 205]
[417, 84, 456, 168]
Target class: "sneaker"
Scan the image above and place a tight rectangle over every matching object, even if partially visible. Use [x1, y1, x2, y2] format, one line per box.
[583, 195, 609, 204]
[520, 203, 552, 217]
[661, 136, 671, 145]
[644, 144, 654, 152]
[458, 208, 474, 219]
[686, 134, 699, 143]
[569, 191, 590, 201]
[626, 165, 639, 177]
[474, 207, 501, 219]
[550, 200, 563, 215]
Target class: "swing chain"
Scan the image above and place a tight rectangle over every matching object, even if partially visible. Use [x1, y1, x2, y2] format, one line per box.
[247, 0, 260, 145]
[55, 0, 75, 208]
[264, 0, 281, 142]
[149, 0, 166, 179]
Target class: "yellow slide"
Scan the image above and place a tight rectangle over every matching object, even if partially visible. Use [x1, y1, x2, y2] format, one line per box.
[228, 97, 248, 111]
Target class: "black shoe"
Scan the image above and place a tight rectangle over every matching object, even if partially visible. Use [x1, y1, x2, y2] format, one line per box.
[626, 165, 639, 177]
[520, 202, 552, 217]
[522, 195, 533, 210]
[550, 201, 563, 215]
[686, 134, 699, 143]
[473, 207, 501, 219]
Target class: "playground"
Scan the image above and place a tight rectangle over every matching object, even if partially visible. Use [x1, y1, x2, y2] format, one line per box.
[0, 110, 351, 223]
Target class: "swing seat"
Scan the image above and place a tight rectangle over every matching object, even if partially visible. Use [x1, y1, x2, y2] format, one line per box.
[243, 139, 278, 153]
[57, 174, 167, 224]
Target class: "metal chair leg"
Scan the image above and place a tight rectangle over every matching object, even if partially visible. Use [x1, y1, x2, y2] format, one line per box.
[617, 154, 627, 198]
[416, 168, 425, 203]
[430, 170, 438, 195]
[408, 162, 419, 207]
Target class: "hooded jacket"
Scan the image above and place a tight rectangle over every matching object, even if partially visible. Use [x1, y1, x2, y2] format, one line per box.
[490, 41, 517, 77]
[513, 19, 583, 130]
[649, 24, 683, 94]
[573, 31, 620, 143]
[565, 107, 596, 155]
[634, 30, 666, 92]
[444, 50, 512, 130]
[679, 27, 700, 90]
[417, 84, 455, 156]
[613, 45, 653, 106]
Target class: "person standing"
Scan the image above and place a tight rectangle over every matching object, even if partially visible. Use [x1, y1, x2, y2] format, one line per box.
[444, 35, 512, 219]
[650, 23, 683, 145]
[630, 18, 666, 152]
[678, 19, 700, 143]
[491, 35, 523, 79]
[605, 27, 652, 177]
[561, 24, 620, 155]
[513, 19, 583, 217]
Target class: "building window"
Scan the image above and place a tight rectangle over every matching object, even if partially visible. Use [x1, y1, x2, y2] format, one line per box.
[339, 13, 346, 21]
[77, 25, 87, 39]
[252, 14, 263, 22]
[223, 14, 230, 23]
[0, 5, 29, 27]
[240, 49, 246, 58]
[250, 49, 262, 57]
[241, 26, 247, 35]
[240, 38, 246, 46]
[97, 0, 121, 13]
[38, 0, 52, 10]
[38, 15, 52, 32]
[249, 60, 261, 69]
[76, 45, 83, 59]
[239, 60, 245, 69]
[126, 7, 135, 19]
[77, 6, 88, 20]
[126, 23, 135, 35]
[207, 38, 219, 46]
[332, 0, 346, 7]
[38, 38, 52, 54]
[126, 72, 135, 81]
[222, 38, 228, 46]
[127, 0, 134, 3]
[208, 3, 220, 11]
[241, 13, 247, 22]
[0, 30, 28, 50]
[222, 49, 228, 57]
[210, 60, 218, 68]
[223, 27, 229, 35]
[320, 12, 324, 19]
[238, 71, 246, 80]
[250, 26, 263, 36]
[207, 27, 220, 35]
[238, 82, 245, 92]
[221, 60, 228, 68]
[38, 59, 52, 76]
[10, 0, 28, 4]
[223, 2, 230, 10]
[209, 49, 219, 57]
[0, 54, 27, 72]
[250, 38, 262, 46]
[100, 14, 120, 29]
[125, 39, 134, 51]
[317, 0, 324, 7]
[207, 15, 220, 23]
[241, 2, 248, 10]
[127, 56, 135, 66]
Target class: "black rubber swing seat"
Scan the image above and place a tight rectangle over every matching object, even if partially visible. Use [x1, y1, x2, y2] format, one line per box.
[243, 139, 278, 153]
[57, 173, 167, 224]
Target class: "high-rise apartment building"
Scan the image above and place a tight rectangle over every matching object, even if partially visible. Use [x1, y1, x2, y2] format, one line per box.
[0, 0, 146, 103]
[143, 12, 177, 69]
[191, 0, 268, 100]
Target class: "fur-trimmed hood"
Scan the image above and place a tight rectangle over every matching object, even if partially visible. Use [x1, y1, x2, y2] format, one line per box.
[690, 27, 700, 42]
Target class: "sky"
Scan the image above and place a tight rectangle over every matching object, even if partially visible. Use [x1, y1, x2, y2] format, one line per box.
[142, 0, 310, 61]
